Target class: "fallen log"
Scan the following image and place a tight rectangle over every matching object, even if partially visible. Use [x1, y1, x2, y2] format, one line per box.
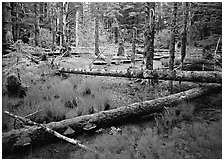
[5, 111, 97, 153]
[58, 67, 222, 83]
[2, 84, 221, 157]
[143, 70, 222, 83]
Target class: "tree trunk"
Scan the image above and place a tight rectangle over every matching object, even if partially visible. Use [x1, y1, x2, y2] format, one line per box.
[132, 27, 137, 67]
[57, 68, 222, 84]
[59, 3, 63, 46]
[2, 85, 221, 157]
[62, 2, 69, 46]
[11, 2, 18, 42]
[144, 2, 155, 70]
[75, 9, 79, 47]
[94, 4, 100, 56]
[46, 2, 50, 21]
[51, 6, 56, 49]
[34, 3, 40, 46]
[2, 2, 13, 46]
[114, 27, 119, 44]
[169, 2, 177, 93]
[157, 2, 162, 34]
[181, 2, 188, 70]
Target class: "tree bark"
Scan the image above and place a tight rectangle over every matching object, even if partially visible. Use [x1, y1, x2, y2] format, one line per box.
[75, 9, 79, 47]
[157, 2, 162, 34]
[57, 68, 222, 84]
[2, 2, 13, 46]
[2, 85, 221, 157]
[132, 27, 137, 67]
[34, 3, 40, 46]
[94, 4, 100, 56]
[181, 2, 188, 70]
[169, 2, 177, 93]
[52, 6, 56, 49]
[62, 2, 69, 46]
[144, 2, 155, 70]
[11, 2, 18, 42]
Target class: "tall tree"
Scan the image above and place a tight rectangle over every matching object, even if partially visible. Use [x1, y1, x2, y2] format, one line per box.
[34, 3, 40, 46]
[180, 2, 188, 69]
[144, 2, 155, 70]
[11, 2, 20, 42]
[49, 2, 57, 49]
[75, 9, 80, 47]
[94, 3, 100, 56]
[169, 2, 177, 93]
[132, 27, 137, 67]
[62, 2, 69, 46]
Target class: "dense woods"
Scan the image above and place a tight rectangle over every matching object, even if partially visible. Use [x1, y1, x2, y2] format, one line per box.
[3, 2, 222, 51]
[2, 2, 222, 159]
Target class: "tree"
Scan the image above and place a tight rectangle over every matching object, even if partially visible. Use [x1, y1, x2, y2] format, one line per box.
[169, 2, 177, 93]
[62, 2, 69, 46]
[188, 2, 222, 45]
[11, 2, 20, 42]
[181, 2, 188, 69]
[132, 27, 137, 67]
[2, 2, 13, 46]
[34, 3, 40, 46]
[94, 3, 100, 56]
[144, 2, 155, 70]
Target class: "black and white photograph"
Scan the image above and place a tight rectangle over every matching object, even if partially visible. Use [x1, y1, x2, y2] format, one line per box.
[2, 1, 222, 159]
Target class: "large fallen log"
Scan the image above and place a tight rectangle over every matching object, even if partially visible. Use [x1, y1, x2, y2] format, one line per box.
[2, 84, 221, 157]
[58, 67, 222, 83]
[5, 111, 98, 153]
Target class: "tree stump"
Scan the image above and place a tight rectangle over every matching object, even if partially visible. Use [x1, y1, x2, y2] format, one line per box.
[5, 73, 27, 98]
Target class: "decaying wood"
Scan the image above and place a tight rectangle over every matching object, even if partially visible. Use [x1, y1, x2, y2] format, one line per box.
[2, 84, 221, 156]
[58, 68, 222, 83]
[4, 111, 98, 154]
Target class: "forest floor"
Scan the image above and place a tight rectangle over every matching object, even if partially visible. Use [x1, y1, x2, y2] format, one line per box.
[2, 43, 222, 159]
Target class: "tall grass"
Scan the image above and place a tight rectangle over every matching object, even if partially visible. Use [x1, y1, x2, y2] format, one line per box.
[69, 118, 221, 159]
[2, 75, 111, 131]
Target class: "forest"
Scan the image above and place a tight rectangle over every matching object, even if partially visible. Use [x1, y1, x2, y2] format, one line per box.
[2, 2, 222, 159]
